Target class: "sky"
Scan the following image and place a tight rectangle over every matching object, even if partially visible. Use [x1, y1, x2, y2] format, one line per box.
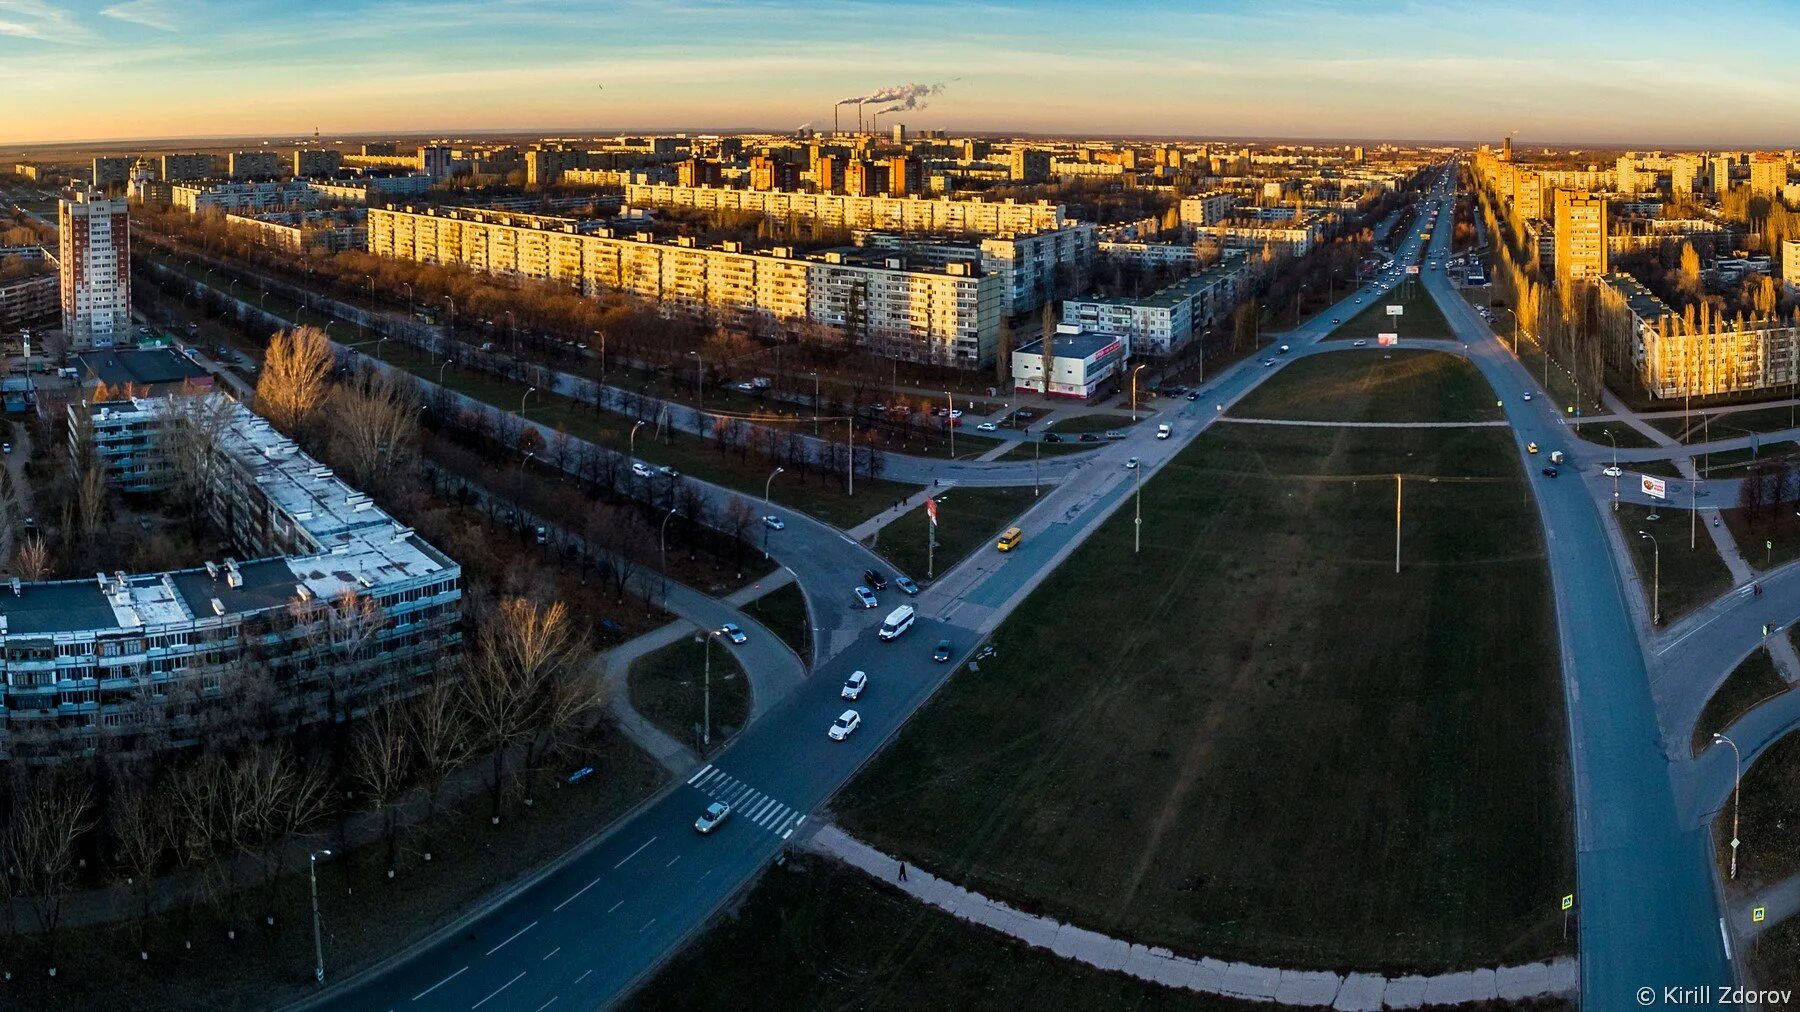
[2, 0, 1799, 148]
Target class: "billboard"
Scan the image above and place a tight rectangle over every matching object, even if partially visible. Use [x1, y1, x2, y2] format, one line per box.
[1406, 265, 1421, 275]
[1386, 305, 1404, 316]
[1641, 475, 1666, 500]
[1378, 333, 1398, 346]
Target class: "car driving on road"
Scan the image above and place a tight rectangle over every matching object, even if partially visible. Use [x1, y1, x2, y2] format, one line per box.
[828, 710, 861, 740]
[762, 515, 785, 530]
[841, 670, 868, 700]
[894, 575, 919, 595]
[1603, 465, 1623, 478]
[933, 639, 953, 662]
[976, 421, 998, 431]
[719, 623, 747, 645]
[853, 586, 878, 609]
[862, 569, 888, 591]
[694, 801, 731, 834]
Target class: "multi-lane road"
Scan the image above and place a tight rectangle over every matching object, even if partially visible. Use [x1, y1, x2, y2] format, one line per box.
[311, 174, 1459, 1011]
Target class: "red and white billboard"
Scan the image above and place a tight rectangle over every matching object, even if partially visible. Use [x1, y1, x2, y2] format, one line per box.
[1641, 475, 1666, 500]
[1377, 333, 1398, 346]
[1406, 265, 1421, 275]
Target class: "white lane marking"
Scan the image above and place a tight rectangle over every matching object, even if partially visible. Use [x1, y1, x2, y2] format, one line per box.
[797, 815, 806, 827]
[553, 876, 602, 912]
[774, 813, 799, 836]
[607, 899, 623, 913]
[485, 920, 538, 957]
[614, 836, 658, 869]
[412, 965, 467, 1001]
[534, 999, 557, 1012]
[575, 970, 593, 985]
[783, 829, 794, 840]
[696, 768, 723, 788]
[665, 854, 682, 868]
[639, 917, 657, 933]
[746, 797, 775, 821]
[542, 947, 561, 961]
[698, 868, 712, 881]
[1722, 918, 1734, 961]
[471, 971, 526, 1010]
[758, 804, 788, 828]
[686, 764, 713, 785]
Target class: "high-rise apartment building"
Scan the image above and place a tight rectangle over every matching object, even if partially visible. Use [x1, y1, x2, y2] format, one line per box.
[844, 159, 882, 197]
[1711, 155, 1734, 194]
[160, 152, 215, 181]
[420, 145, 456, 180]
[91, 156, 138, 189]
[1750, 153, 1790, 197]
[676, 158, 721, 188]
[886, 156, 921, 196]
[229, 150, 283, 180]
[1008, 148, 1050, 183]
[813, 155, 842, 194]
[624, 182, 1067, 235]
[1553, 190, 1609, 288]
[1783, 239, 1800, 297]
[293, 148, 344, 177]
[58, 191, 131, 350]
[749, 155, 800, 192]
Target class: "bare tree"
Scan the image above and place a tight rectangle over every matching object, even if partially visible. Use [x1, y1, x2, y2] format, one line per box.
[329, 364, 422, 491]
[7, 770, 98, 971]
[107, 770, 165, 959]
[13, 535, 51, 581]
[159, 390, 238, 528]
[257, 326, 335, 435]
[462, 597, 582, 823]
[409, 678, 471, 861]
[352, 701, 414, 877]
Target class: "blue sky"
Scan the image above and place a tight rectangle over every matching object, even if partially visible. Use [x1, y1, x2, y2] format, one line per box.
[3, 0, 1798, 146]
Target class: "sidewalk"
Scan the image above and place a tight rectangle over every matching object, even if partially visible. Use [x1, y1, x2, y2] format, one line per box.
[806, 824, 1579, 1009]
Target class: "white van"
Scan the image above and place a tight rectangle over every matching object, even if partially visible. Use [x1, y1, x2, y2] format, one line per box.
[877, 604, 915, 641]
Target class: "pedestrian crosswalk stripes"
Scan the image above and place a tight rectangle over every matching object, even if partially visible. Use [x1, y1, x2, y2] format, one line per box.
[687, 766, 804, 840]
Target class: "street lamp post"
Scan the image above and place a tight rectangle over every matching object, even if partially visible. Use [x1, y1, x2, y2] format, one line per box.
[1604, 429, 1618, 510]
[946, 391, 955, 459]
[1034, 419, 1055, 498]
[438, 359, 453, 385]
[442, 296, 456, 347]
[505, 310, 517, 357]
[520, 386, 536, 418]
[810, 372, 820, 436]
[1639, 530, 1661, 626]
[1133, 461, 1143, 553]
[629, 419, 646, 460]
[660, 507, 679, 578]
[762, 466, 784, 558]
[701, 629, 723, 749]
[309, 849, 333, 985]
[1713, 732, 1742, 880]
[1130, 363, 1148, 421]
[596, 329, 606, 379]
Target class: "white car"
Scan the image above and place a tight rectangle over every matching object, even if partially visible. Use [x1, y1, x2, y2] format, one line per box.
[976, 421, 998, 431]
[1603, 466, 1624, 478]
[1156, 424, 1171, 440]
[762, 515, 785, 530]
[1352, 339, 1367, 347]
[631, 462, 653, 479]
[1124, 457, 1140, 470]
[694, 801, 731, 834]
[853, 586, 878, 609]
[657, 465, 680, 478]
[1522, 392, 1532, 401]
[841, 670, 868, 700]
[828, 709, 861, 740]
[719, 623, 747, 645]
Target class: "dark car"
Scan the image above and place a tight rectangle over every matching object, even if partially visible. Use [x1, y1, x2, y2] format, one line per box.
[862, 569, 888, 591]
[1187, 391, 1200, 401]
[1541, 466, 1558, 478]
[1079, 433, 1101, 443]
[1044, 432, 1064, 443]
[933, 639, 953, 663]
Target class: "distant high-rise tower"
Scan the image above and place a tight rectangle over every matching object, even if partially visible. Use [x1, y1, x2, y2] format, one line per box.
[1552, 189, 1608, 289]
[891, 123, 906, 144]
[1500, 135, 1513, 162]
[58, 190, 131, 350]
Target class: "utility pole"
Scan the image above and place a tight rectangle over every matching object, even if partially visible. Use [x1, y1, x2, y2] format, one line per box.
[1394, 473, 1403, 573]
[1714, 732, 1741, 880]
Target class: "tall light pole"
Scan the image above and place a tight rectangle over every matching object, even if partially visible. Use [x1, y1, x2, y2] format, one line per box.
[1035, 419, 1055, 498]
[1132, 460, 1143, 554]
[762, 466, 784, 559]
[1639, 530, 1661, 626]
[700, 629, 724, 750]
[690, 350, 703, 407]
[1714, 732, 1742, 880]
[1604, 428, 1619, 510]
[309, 849, 333, 985]
[438, 359, 453, 385]
[442, 295, 456, 348]
[810, 372, 820, 436]
[629, 419, 646, 460]
[946, 391, 955, 459]
[596, 329, 607, 379]
[1130, 363, 1148, 421]
[520, 386, 536, 418]
[660, 507, 680, 578]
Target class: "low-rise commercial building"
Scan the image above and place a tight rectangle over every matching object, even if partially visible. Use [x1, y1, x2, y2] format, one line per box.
[623, 182, 1066, 236]
[1011, 326, 1124, 400]
[369, 205, 1002, 367]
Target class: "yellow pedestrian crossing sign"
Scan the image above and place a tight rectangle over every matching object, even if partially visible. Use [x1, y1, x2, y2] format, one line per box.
[1754, 906, 1767, 923]
[1561, 894, 1573, 911]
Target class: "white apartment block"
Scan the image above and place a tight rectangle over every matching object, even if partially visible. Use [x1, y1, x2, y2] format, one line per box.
[856, 224, 1097, 316]
[1784, 239, 1800, 296]
[623, 183, 1066, 236]
[1061, 253, 1248, 358]
[173, 180, 321, 214]
[1178, 192, 1237, 226]
[58, 191, 131, 350]
[228, 150, 283, 180]
[1191, 221, 1323, 257]
[1602, 272, 1800, 400]
[1098, 241, 1207, 269]
[368, 206, 1003, 367]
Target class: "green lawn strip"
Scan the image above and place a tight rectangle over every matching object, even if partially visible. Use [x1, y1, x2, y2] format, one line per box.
[1722, 504, 1800, 572]
[870, 485, 1036, 585]
[623, 854, 1264, 1012]
[1719, 728, 1800, 898]
[839, 421, 1572, 972]
[1230, 348, 1503, 424]
[1571, 424, 1661, 451]
[629, 635, 750, 751]
[994, 439, 1096, 461]
[742, 579, 811, 666]
[1651, 406, 1800, 443]
[1748, 914, 1800, 996]
[1627, 458, 1686, 479]
[364, 340, 918, 529]
[1044, 412, 1140, 435]
[1616, 504, 1734, 621]
[1691, 648, 1789, 756]
[1325, 283, 1451, 341]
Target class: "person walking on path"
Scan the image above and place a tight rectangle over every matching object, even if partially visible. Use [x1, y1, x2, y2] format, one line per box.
[897, 861, 908, 882]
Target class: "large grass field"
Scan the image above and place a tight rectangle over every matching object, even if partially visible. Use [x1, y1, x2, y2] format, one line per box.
[872, 485, 1037, 584]
[838, 419, 1573, 972]
[1722, 503, 1800, 572]
[624, 855, 1264, 1012]
[629, 634, 750, 752]
[1230, 349, 1503, 424]
[1327, 283, 1452, 341]
[1614, 504, 1734, 622]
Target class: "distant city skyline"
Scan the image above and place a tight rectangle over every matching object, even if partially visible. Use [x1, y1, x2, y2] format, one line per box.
[3, 0, 1799, 148]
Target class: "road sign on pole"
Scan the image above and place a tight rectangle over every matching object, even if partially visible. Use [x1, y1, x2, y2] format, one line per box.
[1386, 305, 1405, 316]
[1561, 894, 1574, 911]
[926, 498, 939, 526]
[1755, 906, 1767, 923]
[1641, 475, 1667, 500]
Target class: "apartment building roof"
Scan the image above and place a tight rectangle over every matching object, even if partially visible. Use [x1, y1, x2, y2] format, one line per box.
[1602, 272, 1674, 322]
[77, 348, 209, 389]
[1067, 255, 1248, 311]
